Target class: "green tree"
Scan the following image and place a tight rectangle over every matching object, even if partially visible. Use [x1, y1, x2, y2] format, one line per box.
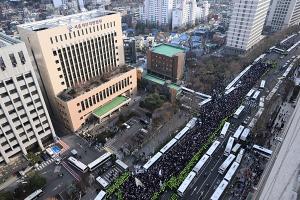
[27, 152, 41, 165]
[0, 191, 13, 200]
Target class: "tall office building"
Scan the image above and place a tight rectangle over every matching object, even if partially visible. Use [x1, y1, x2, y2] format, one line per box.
[0, 33, 56, 164]
[139, 0, 174, 25]
[266, 0, 300, 32]
[123, 37, 136, 64]
[226, 0, 271, 53]
[18, 10, 137, 132]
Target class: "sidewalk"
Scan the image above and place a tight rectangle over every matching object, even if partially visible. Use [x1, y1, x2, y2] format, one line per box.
[0, 176, 17, 191]
[138, 111, 189, 157]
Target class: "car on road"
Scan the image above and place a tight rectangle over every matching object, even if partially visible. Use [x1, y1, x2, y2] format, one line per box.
[139, 118, 149, 125]
[55, 158, 61, 165]
[274, 137, 283, 142]
[122, 123, 131, 129]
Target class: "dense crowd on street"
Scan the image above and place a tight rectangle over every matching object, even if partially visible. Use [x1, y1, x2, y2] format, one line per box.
[122, 62, 271, 199]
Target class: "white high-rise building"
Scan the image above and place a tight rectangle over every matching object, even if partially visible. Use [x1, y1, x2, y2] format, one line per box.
[266, 0, 300, 32]
[226, 0, 271, 53]
[139, 0, 174, 25]
[201, 1, 210, 19]
[0, 33, 56, 164]
[172, 0, 198, 29]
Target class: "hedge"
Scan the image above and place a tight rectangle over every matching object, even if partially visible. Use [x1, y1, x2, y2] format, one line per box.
[105, 171, 130, 199]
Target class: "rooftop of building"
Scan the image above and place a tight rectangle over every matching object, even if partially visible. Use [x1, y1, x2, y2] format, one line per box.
[143, 74, 181, 91]
[17, 10, 118, 31]
[58, 65, 133, 102]
[0, 33, 21, 48]
[151, 44, 185, 57]
[92, 96, 129, 118]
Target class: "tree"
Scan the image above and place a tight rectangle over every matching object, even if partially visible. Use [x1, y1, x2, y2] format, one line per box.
[27, 152, 41, 165]
[0, 191, 13, 200]
[28, 173, 47, 189]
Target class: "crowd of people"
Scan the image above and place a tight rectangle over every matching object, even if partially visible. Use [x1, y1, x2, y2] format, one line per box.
[121, 62, 271, 199]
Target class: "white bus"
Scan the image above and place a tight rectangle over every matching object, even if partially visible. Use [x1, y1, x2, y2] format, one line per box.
[240, 128, 250, 141]
[225, 87, 236, 95]
[193, 154, 209, 174]
[272, 47, 285, 54]
[199, 98, 212, 107]
[24, 189, 43, 200]
[219, 154, 236, 174]
[115, 159, 128, 171]
[96, 176, 109, 189]
[259, 80, 266, 89]
[224, 137, 234, 156]
[252, 90, 261, 100]
[234, 105, 245, 119]
[253, 144, 273, 158]
[186, 117, 197, 129]
[68, 156, 88, 173]
[236, 148, 244, 164]
[224, 161, 239, 182]
[160, 138, 177, 154]
[88, 152, 112, 171]
[259, 97, 265, 108]
[246, 89, 255, 98]
[143, 152, 163, 171]
[220, 122, 230, 138]
[94, 190, 106, 200]
[233, 125, 244, 140]
[175, 127, 190, 140]
[210, 180, 228, 200]
[206, 141, 221, 156]
[177, 171, 196, 197]
[231, 143, 241, 154]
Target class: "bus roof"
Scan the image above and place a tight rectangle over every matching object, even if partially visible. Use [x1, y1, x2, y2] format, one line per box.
[193, 154, 209, 173]
[143, 152, 163, 170]
[178, 171, 196, 193]
[240, 128, 250, 141]
[116, 159, 128, 170]
[160, 138, 177, 154]
[210, 180, 228, 200]
[224, 162, 239, 182]
[96, 176, 109, 188]
[234, 105, 245, 116]
[233, 125, 244, 139]
[206, 141, 220, 156]
[246, 89, 255, 97]
[94, 190, 106, 200]
[68, 156, 87, 171]
[220, 122, 230, 136]
[88, 152, 112, 169]
[24, 189, 43, 200]
[175, 127, 189, 140]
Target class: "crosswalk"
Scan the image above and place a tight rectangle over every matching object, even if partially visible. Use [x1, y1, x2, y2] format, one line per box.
[61, 161, 81, 182]
[36, 158, 55, 171]
[101, 167, 123, 184]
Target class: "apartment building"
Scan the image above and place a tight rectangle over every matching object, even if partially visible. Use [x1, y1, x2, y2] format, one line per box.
[226, 0, 271, 53]
[172, 0, 198, 30]
[266, 0, 300, 32]
[18, 10, 137, 132]
[0, 33, 56, 164]
[139, 0, 174, 25]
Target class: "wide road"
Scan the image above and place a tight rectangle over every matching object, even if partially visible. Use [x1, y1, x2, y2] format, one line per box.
[182, 35, 300, 200]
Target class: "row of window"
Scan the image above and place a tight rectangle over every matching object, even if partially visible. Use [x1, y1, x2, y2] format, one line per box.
[50, 21, 117, 44]
[0, 51, 26, 71]
[54, 32, 118, 88]
[80, 77, 132, 111]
